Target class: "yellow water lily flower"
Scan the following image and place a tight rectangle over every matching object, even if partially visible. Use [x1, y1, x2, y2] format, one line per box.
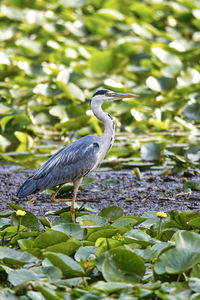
[156, 211, 167, 218]
[16, 209, 26, 216]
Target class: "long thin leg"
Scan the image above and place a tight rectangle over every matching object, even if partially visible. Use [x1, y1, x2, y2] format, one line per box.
[50, 178, 98, 223]
[51, 184, 63, 202]
[71, 177, 83, 223]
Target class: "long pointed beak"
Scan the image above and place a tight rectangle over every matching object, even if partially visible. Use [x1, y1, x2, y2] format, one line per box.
[108, 92, 138, 98]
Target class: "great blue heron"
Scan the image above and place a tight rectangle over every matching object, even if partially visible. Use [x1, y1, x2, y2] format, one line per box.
[17, 89, 137, 223]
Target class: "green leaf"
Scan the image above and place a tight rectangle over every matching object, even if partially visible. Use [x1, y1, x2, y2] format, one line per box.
[39, 217, 51, 228]
[124, 229, 154, 246]
[51, 223, 85, 240]
[75, 246, 97, 262]
[87, 228, 125, 242]
[182, 181, 200, 191]
[188, 217, 200, 229]
[186, 145, 200, 162]
[98, 206, 123, 221]
[41, 266, 62, 282]
[18, 239, 34, 249]
[166, 210, 200, 230]
[11, 231, 39, 244]
[81, 176, 96, 186]
[189, 278, 200, 293]
[8, 269, 38, 286]
[112, 216, 144, 228]
[14, 131, 33, 146]
[0, 135, 10, 151]
[102, 247, 145, 283]
[171, 231, 200, 252]
[151, 47, 182, 66]
[98, 9, 124, 21]
[59, 0, 88, 7]
[43, 236, 80, 256]
[95, 237, 122, 255]
[88, 51, 113, 73]
[183, 103, 200, 120]
[16, 37, 41, 55]
[154, 248, 200, 274]
[0, 246, 37, 265]
[49, 105, 68, 120]
[141, 143, 165, 161]
[177, 68, 200, 87]
[35, 286, 61, 300]
[10, 204, 39, 231]
[33, 231, 69, 249]
[0, 103, 12, 115]
[91, 281, 132, 292]
[27, 291, 46, 300]
[0, 218, 10, 228]
[55, 116, 90, 131]
[146, 76, 176, 91]
[76, 215, 106, 227]
[45, 252, 84, 277]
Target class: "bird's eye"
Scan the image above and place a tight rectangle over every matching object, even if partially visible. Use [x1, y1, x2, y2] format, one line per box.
[106, 92, 115, 97]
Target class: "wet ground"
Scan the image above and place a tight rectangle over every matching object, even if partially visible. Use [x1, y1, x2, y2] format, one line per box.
[0, 165, 200, 217]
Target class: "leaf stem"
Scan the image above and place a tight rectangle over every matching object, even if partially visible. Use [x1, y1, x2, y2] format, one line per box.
[157, 218, 162, 239]
[17, 216, 22, 233]
[177, 273, 181, 282]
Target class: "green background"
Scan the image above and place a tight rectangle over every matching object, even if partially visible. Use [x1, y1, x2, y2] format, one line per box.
[0, 0, 199, 172]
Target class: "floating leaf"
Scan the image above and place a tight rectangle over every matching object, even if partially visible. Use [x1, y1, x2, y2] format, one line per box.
[0, 246, 37, 265]
[45, 252, 84, 277]
[33, 231, 69, 249]
[186, 145, 200, 162]
[8, 269, 38, 286]
[141, 143, 165, 161]
[151, 47, 182, 66]
[75, 246, 97, 262]
[44, 236, 80, 256]
[183, 103, 200, 121]
[77, 215, 107, 227]
[146, 76, 176, 91]
[98, 206, 124, 222]
[154, 248, 200, 274]
[112, 216, 143, 228]
[51, 223, 85, 240]
[88, 51, 113, 73]
[102, 247, 145, 283]
[171, 231, 200, 252]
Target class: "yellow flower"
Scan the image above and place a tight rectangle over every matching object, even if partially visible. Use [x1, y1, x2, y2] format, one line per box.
[16, 209, 26, 217]
[157, 211, 167, 218]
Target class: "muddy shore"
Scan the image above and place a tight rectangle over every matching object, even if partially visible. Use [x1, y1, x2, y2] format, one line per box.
[0, 165, 199, 218]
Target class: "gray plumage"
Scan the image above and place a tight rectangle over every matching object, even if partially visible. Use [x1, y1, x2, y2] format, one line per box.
[17, 135, 101, 197]
[17, 89, 137, 207]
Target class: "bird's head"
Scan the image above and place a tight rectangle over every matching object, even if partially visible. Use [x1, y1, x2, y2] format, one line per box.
[91, 89, 138, 103]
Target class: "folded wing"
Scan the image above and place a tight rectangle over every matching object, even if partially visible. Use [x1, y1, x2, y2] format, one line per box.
[17, 135, 101, 198]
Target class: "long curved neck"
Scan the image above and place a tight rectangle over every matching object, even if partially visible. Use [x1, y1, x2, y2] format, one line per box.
[91, 100, 115, 155]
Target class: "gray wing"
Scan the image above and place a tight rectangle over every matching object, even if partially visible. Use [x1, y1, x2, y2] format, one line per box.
[34, 135, 101, 189]
[17, 135, 101, 197]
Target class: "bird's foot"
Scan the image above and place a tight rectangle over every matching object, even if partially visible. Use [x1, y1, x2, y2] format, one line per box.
[51, 197, 98, 203]
[77, 198, 98, 211]
[51, 198, 73, 203]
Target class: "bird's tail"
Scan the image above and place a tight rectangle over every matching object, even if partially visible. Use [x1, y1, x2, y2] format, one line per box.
[16, 177, 38, 198]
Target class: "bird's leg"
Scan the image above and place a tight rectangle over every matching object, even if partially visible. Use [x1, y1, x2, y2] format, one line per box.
[50, 184, 63, 202]
[50, 178, 97, 223]
[71, 177, 83, 223]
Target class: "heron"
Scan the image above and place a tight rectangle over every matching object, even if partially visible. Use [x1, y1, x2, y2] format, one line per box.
[17, 89, 137, 223]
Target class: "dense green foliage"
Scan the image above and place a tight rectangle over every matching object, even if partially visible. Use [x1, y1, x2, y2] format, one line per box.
[0, 0, 199, 171]
[1, 205, 200, 298]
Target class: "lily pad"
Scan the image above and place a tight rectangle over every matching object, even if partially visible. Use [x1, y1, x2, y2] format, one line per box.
[102, 247, 145, 283]
[154, 248, 200, 274]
